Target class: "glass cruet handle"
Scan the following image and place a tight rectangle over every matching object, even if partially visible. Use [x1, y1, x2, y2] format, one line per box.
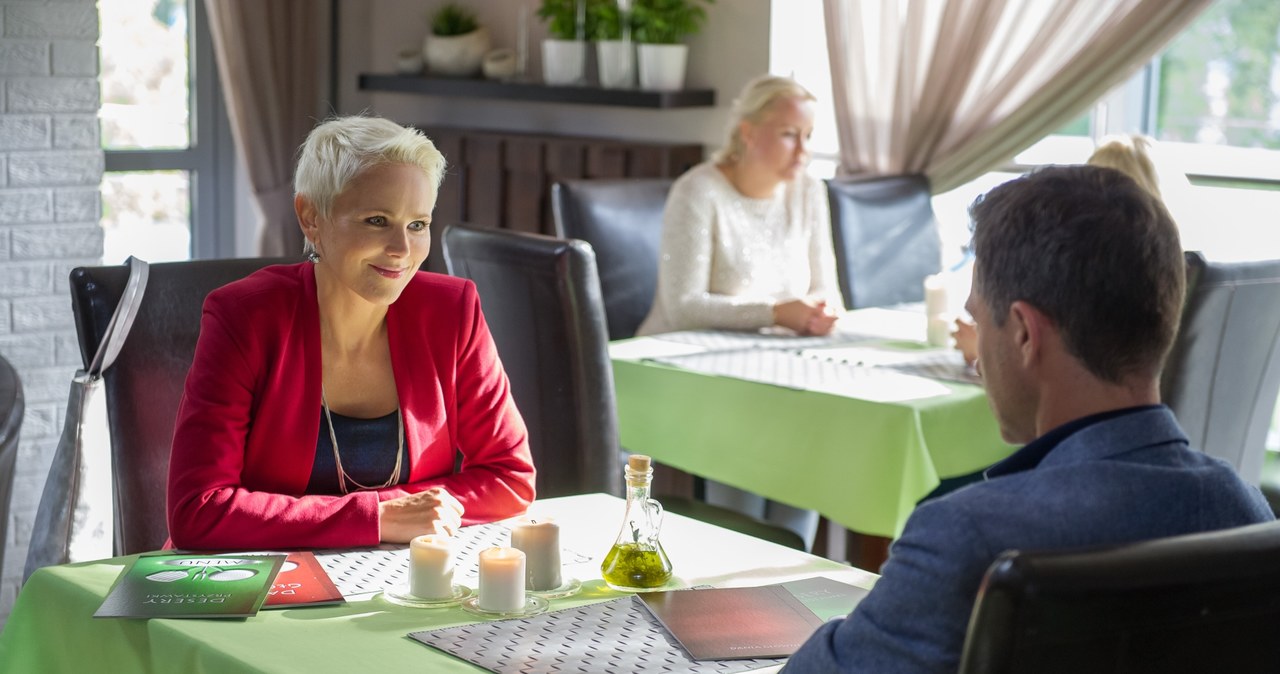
[642, 498, 664, 540]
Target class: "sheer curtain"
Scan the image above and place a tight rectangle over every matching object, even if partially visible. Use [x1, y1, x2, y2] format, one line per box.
[823, 0, 1212, 192]
[205, 0, 329, 256]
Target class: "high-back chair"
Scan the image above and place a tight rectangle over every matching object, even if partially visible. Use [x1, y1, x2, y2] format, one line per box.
[958, 520, 1280, 674]
[550, 178, 672, 341]
[66, 257, 292, 555]
[0, 353, 24, 574]
[826, 174, 943, 310]
[1161, 252, 1280, 485]
[441, 225, 623, 498]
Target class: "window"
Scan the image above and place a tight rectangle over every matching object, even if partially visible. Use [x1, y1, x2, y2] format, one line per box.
[99, 0, 235, 264]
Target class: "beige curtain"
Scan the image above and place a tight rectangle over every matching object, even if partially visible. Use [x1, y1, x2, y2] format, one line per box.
[205, 0, 329, 256]
[823, 0, 1212, 192]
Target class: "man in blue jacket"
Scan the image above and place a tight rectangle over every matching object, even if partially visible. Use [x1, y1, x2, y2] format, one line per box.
[786, 165, 1274, 673]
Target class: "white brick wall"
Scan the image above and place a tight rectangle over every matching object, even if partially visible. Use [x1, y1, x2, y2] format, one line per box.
[0, 0, 102, 628]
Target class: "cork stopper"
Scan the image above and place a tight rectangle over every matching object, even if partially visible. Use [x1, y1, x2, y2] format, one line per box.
[625, 454, 653, 487]
[627, 455, 651, 472]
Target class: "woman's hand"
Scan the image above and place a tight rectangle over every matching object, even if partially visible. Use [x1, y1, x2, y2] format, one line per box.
[953, 317, 978, 367]
[377, 487, 464, 543]
[774, 299, 838, 336]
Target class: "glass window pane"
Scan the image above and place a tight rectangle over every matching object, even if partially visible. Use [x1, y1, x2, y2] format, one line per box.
[100, 0, 191, 150]
[1155, 0, 1280, 149]
[101, 171, 192, 264]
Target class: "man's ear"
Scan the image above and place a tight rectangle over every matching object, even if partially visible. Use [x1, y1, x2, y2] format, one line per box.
[1007, 300, 1049, 368]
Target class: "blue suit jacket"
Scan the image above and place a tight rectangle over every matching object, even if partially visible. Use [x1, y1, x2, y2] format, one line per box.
[786, 406, 1274, 673]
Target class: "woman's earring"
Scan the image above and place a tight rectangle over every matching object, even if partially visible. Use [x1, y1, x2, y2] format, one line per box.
[308, 252, 320, 263]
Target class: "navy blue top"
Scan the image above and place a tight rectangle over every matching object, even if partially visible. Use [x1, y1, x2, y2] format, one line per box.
[308, 408, 410, 494]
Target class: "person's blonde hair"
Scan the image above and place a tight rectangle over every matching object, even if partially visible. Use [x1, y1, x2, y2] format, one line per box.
[1087, 134, 1162, 201]
[713, 75, 817, 165]
[294, 115, 447, 256]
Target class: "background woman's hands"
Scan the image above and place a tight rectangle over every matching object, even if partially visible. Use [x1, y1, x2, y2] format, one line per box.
[774, 298, 838, 336]
[377, 487, 464, 543]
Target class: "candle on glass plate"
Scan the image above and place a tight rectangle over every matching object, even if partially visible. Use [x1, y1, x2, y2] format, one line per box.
[477, 547, 526, 612]
[511, 518, 562, 591]
[409, 534, 455, 599]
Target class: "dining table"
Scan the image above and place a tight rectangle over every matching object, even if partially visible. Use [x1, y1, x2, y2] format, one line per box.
[0, 493, 877, 673]
[610, 306, 1016, 540]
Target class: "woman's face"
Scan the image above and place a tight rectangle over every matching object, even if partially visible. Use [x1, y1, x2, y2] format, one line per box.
[301, 162, 437, 307]
[739, 95, 816, 182]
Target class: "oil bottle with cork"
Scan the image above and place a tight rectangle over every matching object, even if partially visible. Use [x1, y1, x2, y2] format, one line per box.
[600, 454, 673, 591]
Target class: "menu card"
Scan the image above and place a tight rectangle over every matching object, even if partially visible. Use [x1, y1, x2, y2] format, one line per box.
[638, 583, 825, 660]
[263, 551, 345, 609]
[94, 553, 285, 619]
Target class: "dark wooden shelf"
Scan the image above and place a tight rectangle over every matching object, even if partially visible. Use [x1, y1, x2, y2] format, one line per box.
[359, 73, 716, 109]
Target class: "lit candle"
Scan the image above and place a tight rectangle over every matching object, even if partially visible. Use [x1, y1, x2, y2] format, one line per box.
[511, 518, 562, 591]
[409, 534, 455, 599]
[477, 547, 526, 612]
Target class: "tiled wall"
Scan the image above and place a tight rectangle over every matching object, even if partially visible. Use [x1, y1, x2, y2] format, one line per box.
[0, 0, 102, 627]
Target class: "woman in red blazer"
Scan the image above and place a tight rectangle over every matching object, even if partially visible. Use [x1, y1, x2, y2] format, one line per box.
[167, 116, 535, 550]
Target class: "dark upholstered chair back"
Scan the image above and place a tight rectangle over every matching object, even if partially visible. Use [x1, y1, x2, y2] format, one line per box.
[1161, 252, 1280, 485]
[959, 520, 1280, 674]
[826, 175, 942, 310]
[550, 179, 672, 340]
[70, 257, 292, 554]
[0, 354, 23, 573]
[441, 225, 622, 498]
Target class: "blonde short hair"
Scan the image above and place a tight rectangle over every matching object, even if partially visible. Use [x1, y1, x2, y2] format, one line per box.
[1087, 134, 1162, 201]
[713, 75, 817, 165]
[294, 116, 447, 256]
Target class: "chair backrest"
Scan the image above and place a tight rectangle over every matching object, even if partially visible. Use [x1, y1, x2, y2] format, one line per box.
[550, 178, 672, 340]
[70, 257, 292, 555]
[1161, 251, 1280, 485]
[0, 353, 23, 574]
[441, 224, 622, 498]
[959, 520, 1280, 674]
[826, 174, 943, 309]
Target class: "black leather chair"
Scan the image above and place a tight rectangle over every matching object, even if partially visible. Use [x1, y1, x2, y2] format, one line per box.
[550, 178, 671, 340]
[67, 257, 292, 555]
[826, 174, 943, 309]
[441, 225, 623, 498]
[1161, 252, 1280, 486]
[0, 353, 23, 574]
[959, 520, 1280, 674]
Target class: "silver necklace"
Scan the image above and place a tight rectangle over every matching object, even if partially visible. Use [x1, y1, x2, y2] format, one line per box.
[320, 386, 404, 495]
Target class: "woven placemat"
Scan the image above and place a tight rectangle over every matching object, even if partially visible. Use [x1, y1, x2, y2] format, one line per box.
[409, 595, 782, 674]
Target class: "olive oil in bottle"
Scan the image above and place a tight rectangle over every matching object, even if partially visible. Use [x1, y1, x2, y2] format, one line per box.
[601, 455, 672, 591]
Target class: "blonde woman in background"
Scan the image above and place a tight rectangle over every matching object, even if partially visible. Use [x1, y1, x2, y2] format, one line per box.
[637, 74, 845, 337]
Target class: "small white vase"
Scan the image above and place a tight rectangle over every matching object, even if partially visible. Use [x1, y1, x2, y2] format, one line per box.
[596, 40, 634, 89]
[423, 26, 491, 77]
[637, 43, 688, 91]
[542, 39, 586, 86]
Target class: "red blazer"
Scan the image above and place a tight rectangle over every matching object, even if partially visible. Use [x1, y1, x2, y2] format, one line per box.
[167, 263, 535, 550]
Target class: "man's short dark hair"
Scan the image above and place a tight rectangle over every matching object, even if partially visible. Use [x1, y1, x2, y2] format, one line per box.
[969, 165, 1185, 384]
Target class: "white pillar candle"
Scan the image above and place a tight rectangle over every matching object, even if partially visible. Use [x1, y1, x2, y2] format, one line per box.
[924, 274, 951, 347]
[409, 534, 455, 599]
[511, 518, 562, 591]
[477, 547, 526, 612]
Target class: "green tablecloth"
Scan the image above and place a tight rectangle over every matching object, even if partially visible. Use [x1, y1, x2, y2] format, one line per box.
[611, 325, 1015, 539]
[0, 494, 875, 673]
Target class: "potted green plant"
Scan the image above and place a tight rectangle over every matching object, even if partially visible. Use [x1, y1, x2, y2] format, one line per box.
[423, 4, 491, 77]
[591, 0, 636, 89]
[631, 0, 713, 90]
[537, 0, 596, 85]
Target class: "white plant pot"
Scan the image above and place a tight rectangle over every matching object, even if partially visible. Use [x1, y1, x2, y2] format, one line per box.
[637, 43, 688, 91]
[423, 26, 491, 77]
[542, 39, 586, 86]
[596, 40, 634, 89]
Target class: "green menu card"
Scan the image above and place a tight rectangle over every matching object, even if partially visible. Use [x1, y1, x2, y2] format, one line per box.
[94, 553, 286, 619]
